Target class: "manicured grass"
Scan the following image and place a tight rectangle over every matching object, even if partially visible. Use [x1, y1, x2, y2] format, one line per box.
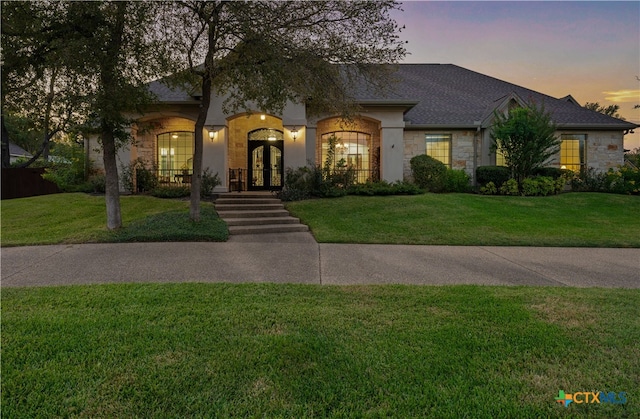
[286, 192, 640, 247]
[2, 284, 638, 417]
[1, 193, 228, 246]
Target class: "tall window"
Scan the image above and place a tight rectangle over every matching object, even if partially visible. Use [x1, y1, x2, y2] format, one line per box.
[496, 147, 506, 166]
[560, 134, 586, 172]
[321, 131, 371, 183]
[425, 134, 451, 167]
[157, 131, 194, 183]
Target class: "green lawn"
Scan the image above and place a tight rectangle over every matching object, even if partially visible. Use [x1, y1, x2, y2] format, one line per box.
[2, 284, 638, 418]
[1, 193, 228, 246]
[286, 192, 640, 247]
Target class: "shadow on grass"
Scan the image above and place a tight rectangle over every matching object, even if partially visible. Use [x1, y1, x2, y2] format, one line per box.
[105, 205, 228, 243]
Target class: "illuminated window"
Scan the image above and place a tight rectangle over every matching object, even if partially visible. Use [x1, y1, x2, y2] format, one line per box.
[425, 134, 451, 167]
[321, 131, 371, 183]
[560, 134, 586, 172]
[157, 131, 194, 183]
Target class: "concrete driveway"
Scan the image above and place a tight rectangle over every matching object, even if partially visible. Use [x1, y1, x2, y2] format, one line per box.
[2, 234, 639, 288]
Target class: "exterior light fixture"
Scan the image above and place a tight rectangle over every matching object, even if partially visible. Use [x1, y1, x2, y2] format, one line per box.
[209, 130, 216, 142]
[260, 114, 266, 121]
[291, 127, 298, 142]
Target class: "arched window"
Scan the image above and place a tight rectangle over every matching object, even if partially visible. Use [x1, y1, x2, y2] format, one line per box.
[157, 131, 194, 183]
[321, 131, 371, 183]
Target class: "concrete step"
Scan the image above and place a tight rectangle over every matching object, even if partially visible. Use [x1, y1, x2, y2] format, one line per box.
[215, 203, 284, 211]
[215, 198, 281, 205]
[217, 193, 275, 199]
[224, 216, 301, 226]
[216, 209, 290, 219]
[228, 224, 309, 235]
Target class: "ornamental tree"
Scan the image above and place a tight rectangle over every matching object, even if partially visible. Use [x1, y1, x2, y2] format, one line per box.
[490, 103, 561, 185]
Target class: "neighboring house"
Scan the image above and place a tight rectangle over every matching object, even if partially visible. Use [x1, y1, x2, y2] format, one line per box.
[9, 142, 33, 164]
[88, 64, 638, 192]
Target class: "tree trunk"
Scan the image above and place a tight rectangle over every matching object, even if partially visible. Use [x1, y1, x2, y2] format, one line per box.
[189, 18, 215, 222]
[102, 123, 122, 230]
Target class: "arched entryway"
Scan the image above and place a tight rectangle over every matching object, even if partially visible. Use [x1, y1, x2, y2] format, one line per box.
[247, 128, 284, 190]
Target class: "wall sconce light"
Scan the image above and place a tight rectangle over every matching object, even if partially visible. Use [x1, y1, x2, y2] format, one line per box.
[291, 127, 298, 142]
[260, 114, 266, 121]
[209, 130, 216, 142]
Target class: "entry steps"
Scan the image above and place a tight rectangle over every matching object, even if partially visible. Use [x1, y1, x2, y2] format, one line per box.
[215, 192, 309, 235]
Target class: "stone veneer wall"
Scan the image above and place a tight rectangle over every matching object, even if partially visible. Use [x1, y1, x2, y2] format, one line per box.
[403, 130, 476, 179]
[315, 117, 381, 167]
[549, 131, 625, 172]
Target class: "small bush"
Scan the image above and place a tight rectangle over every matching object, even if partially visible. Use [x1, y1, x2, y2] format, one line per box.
[444, 169, 471, 193]
[499, 178, 520, 196]
[87, 175, 106, 193]
[532, 166, 570, 180]
[605, 166, 640, 195]
[121, 158, 158, 194]
[41, 143, 88, 192]
[570, 167, 608, 192]
[479, 181, 497, 195]
[410, 154, 447, 192]
[348, 180, 424, 196]
[521, 176, 557, 196]
[476, 166, 511, 187]
[200, 168, 221, 198]
[151, 185, 190, 199]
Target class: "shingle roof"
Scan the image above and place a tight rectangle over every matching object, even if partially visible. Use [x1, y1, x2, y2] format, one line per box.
[148, 64, 638, 130]
[353, 64, 637, 129]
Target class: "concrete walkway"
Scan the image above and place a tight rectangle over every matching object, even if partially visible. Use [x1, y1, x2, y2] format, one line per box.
[2, 233, 639, 288]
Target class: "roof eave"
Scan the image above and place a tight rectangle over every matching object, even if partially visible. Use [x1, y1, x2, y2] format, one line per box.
[556, 122, 639, 130]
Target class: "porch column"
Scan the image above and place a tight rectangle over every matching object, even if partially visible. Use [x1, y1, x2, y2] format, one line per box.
[380, 126, 404, 183]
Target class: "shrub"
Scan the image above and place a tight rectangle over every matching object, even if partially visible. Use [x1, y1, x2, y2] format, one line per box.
[605, 166, 640, 195]
[151, 185, 190, 198]
[410, 154, 447, 192]
[479, 181, 497, 195]
[121, 158, 158, 194]
[200, 168, 221, 198]
[521, 176, 556, 196]
[41, 143, 89, 192]
[87, 174, 106, 193]
[499, 178, 520, 196]
[532, 166, 570, 180]
[570, 167, 608, 192]
[348, 180, 424, 196]
[444, 169, 471, 192]
[277, 166, 314, 201]
[476, 166, 511, 188]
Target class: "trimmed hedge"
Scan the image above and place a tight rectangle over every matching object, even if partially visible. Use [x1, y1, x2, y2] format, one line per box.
[476, 166, 511, 187]
[410, 155, 447, 192]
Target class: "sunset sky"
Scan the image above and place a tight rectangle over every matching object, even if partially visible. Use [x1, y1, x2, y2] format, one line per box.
[392, 1, 640, 150]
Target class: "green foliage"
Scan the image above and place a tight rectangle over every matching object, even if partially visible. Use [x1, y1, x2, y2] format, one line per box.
[277, 166, 315, 201]
[490, 104, 561, 184]
[499, 178, 520, 196]
[479, 181, 498, 195]
[531, 166, 570, 180]
[347, 180, 424, 196]
[444, 169, 471, 193]
[570, 166, 639, 195]
[410, 154, 447, 192]
[120, 158, 158, 194]
[605, 166, 640, 195]
[625, 148, 640, 168]
[40, 143, 89, 192]
[151, 185, 191, 199]
[200, 167, 221, 198]
[87, 174, 106, 193]
[476, 166, 511, 188]
[521, 176, 556, 196]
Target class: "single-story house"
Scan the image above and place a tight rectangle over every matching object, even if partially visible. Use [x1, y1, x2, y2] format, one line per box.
[88, 64, 638, 192]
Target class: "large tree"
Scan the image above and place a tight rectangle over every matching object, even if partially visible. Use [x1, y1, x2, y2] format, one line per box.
[584, 102, 625, 120]
[2, 1, 174, 229]
[167, 1, 406, 221]
[491, 103, 561, 184]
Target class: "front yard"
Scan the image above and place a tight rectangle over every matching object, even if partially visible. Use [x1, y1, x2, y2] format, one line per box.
[286, 192, 640, 247]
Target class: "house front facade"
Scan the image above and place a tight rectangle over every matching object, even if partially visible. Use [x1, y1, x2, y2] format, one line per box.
[88, 64, 637, 192]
